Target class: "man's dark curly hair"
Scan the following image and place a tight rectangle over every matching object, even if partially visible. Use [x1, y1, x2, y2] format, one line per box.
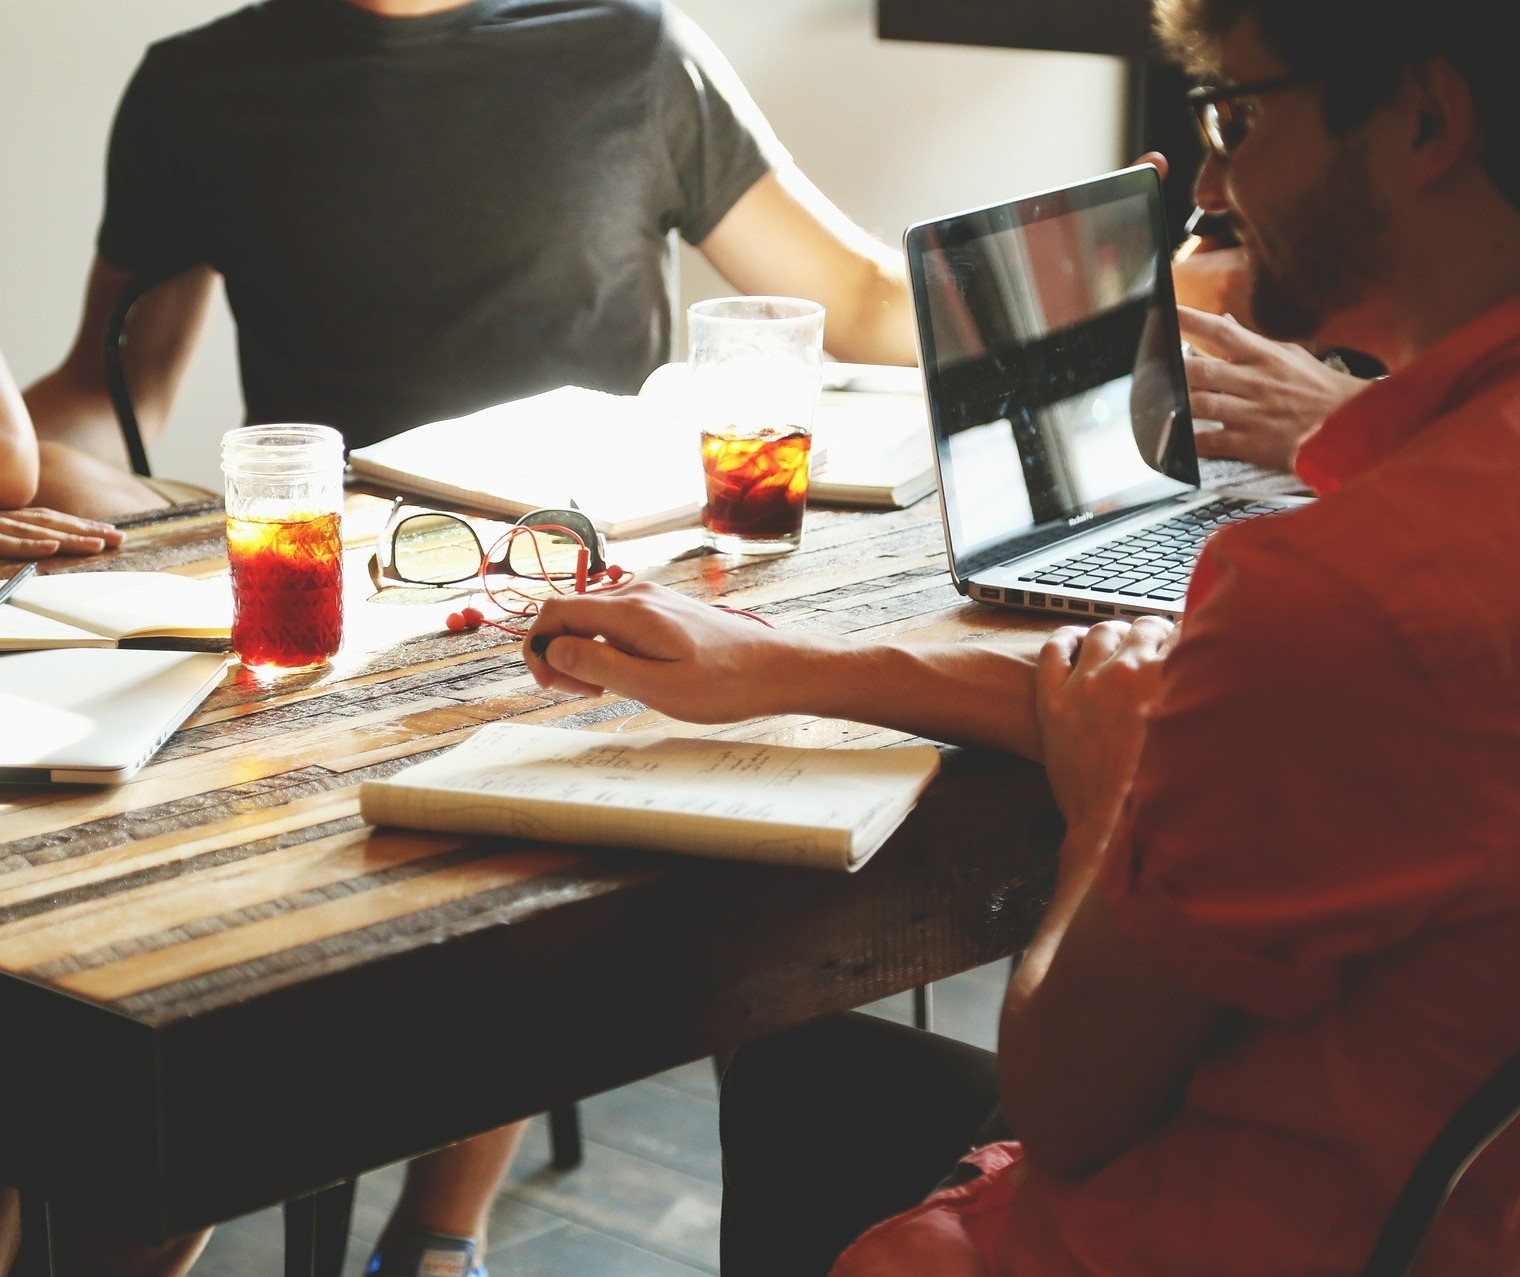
[1153, 0, 1520, 209]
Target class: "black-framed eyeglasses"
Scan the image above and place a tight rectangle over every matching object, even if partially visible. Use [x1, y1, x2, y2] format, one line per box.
[1187, 73, 1314, 161]
[368, 499, 607, 591]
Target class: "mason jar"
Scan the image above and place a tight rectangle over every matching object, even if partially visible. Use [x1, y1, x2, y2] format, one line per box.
[220, 424, 345, 673]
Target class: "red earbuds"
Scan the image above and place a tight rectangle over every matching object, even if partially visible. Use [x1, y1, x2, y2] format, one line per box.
[446, 606, 487, 631]
[442, 520, 634, 640]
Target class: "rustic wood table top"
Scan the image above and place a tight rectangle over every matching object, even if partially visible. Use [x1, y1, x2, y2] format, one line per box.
[0, 490, 1062, 1242]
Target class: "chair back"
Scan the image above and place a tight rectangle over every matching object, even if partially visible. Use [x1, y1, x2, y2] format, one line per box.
[102, 272, 173, 478]
[1360, 1046, 1520, 1277]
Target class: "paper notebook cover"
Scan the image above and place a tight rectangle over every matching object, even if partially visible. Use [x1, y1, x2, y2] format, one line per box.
[346, 386, 705, 540]
[360, 722, 942, 872]
[0, 571, 233, 653]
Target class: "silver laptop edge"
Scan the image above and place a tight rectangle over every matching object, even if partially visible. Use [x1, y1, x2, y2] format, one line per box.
[907, 165, 1305, 622]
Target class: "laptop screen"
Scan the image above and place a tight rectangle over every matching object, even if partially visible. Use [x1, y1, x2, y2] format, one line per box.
[906, 165, 1199, 578]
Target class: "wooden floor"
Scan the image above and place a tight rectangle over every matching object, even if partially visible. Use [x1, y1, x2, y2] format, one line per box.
[194, 961, 1008, 1276]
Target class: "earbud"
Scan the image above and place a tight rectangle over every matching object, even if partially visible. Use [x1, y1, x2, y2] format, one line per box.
[446, 606, 486, 631]
[1414, 111, 1442, 147]
[605, 564, 625, 583]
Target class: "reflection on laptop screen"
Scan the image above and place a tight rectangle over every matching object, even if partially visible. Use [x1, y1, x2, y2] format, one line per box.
[909, 169, 1199, 566]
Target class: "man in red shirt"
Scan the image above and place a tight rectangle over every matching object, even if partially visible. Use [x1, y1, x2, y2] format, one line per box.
[523, 0, 1520, 1271]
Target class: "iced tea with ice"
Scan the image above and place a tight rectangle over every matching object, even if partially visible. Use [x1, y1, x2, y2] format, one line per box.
[227, 510, 344, 670]
[700, 426, 812, 553]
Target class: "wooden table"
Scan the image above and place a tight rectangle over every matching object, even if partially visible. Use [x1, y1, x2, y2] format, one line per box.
[0, 492, 1062, 1250]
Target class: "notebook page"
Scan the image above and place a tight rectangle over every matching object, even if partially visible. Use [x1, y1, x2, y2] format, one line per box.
[362, 723, 942, 870]
[7, 572, 232, 643]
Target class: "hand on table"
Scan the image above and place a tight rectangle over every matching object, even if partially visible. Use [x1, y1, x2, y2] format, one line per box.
[0, 507, 124, 558]
[523, 581, 802, 724]
[1036, 618, 1176, 854]
[1180, 307, 1368, 472]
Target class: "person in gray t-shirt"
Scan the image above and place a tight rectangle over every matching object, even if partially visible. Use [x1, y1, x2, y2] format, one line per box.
[25, 0, 916, 517]
[13, 3, 918, 1275]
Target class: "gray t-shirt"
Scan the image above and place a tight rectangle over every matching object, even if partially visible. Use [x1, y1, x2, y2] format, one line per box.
[99, 0, 779, 448]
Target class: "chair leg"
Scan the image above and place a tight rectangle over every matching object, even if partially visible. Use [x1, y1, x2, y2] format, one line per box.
[711, 1049, 735, 1088]
[15, 1195, 54, 1277]
[913, 983, 934, 1033]
[548, 1104, 583, 1171]
[283, 1179, 356, 1277]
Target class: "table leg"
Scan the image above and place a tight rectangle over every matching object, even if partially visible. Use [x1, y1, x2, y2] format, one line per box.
[14, 1196, 54, 1277]
[913, 983, 934, 1033]
[282, 1180, 355, 1277]
[548, 1104, 583, 1171]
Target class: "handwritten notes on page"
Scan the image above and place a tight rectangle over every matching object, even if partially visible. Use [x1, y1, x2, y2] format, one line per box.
[360, 723, 942, 871]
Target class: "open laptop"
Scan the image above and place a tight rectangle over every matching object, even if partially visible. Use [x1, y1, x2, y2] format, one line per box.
[905, 164, 1308, 621]
[0, 648, 228, 784]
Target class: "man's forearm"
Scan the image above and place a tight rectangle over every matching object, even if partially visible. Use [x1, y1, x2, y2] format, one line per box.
[779, 633, 1045, 759]
[827, 256, 918, 368]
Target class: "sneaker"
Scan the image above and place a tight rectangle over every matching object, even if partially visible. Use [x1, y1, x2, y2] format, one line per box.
[363, 1230, 487, 1277]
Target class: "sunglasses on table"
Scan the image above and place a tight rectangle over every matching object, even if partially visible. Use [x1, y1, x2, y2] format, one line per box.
[368, 500, 610, 593]
[1186, 73, 1314, 162]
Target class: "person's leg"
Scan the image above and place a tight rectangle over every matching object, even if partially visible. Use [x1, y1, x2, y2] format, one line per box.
[48, 1210, 210, 1277]
[32, 440, 169, 521]
[0, 1185, 17, 1275]
[719, 1013, 1001, 1277]
[367, 1121, 526, 1276]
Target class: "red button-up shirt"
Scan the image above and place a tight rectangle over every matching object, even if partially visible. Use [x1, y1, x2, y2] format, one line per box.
[833, 297, 1520, 1277]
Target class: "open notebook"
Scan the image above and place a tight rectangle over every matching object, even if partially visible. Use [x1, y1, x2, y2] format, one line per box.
[346, 387, 704, 540]
[346, 364, 935, 538]
[361, 722, 942, 872]
[0, 571, 232, 652]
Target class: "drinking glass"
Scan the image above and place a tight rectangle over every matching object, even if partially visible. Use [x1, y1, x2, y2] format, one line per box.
[221, 424, 345, 673]
[687, 296, 824, 555]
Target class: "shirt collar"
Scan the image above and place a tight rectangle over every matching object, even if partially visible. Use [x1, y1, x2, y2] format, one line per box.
[279, 0, 499, 47]
[1296, 293, 1520, 494]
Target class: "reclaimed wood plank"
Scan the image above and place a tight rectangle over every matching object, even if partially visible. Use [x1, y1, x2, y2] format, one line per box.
[51, 847, 595, 1003]
[0, 789, 360, 907]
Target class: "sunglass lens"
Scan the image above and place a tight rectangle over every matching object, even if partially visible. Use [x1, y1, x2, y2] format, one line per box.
[505, 524, 585, 579]
[392, 514, 481, 584]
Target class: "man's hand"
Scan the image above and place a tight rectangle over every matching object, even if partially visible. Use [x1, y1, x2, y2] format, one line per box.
[1036, 618, 1176, 851]
[0, 508, 123, 558]
[1181, 307, 1367, 471]
[524, 582, 803, 723]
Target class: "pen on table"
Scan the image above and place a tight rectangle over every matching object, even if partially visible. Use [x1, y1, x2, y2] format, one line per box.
[0, 561, 37, 607]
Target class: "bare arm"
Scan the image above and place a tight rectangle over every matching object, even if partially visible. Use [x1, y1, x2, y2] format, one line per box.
[24, 258, 217, 464]
[522, 582, 1045, 758]
[0, 347, 38, 507]
[0, 346, 125, 554]
[697, 168, 917, 368]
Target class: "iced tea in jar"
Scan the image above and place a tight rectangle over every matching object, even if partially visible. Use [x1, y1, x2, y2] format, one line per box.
[221, 424, 345, 674]
[687, 297, 824, 555]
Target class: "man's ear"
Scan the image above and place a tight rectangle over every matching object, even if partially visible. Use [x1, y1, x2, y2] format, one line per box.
[1400, 57, 1476, 189]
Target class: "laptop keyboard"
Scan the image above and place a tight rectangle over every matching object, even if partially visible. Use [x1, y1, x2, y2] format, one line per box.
[1015, 497, 1283, 603]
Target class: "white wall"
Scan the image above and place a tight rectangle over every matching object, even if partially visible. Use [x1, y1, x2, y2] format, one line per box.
[0, 0, 1122, 490]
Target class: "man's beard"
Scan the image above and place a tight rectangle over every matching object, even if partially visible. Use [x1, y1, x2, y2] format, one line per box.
[1246, 139, 1388, 343]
